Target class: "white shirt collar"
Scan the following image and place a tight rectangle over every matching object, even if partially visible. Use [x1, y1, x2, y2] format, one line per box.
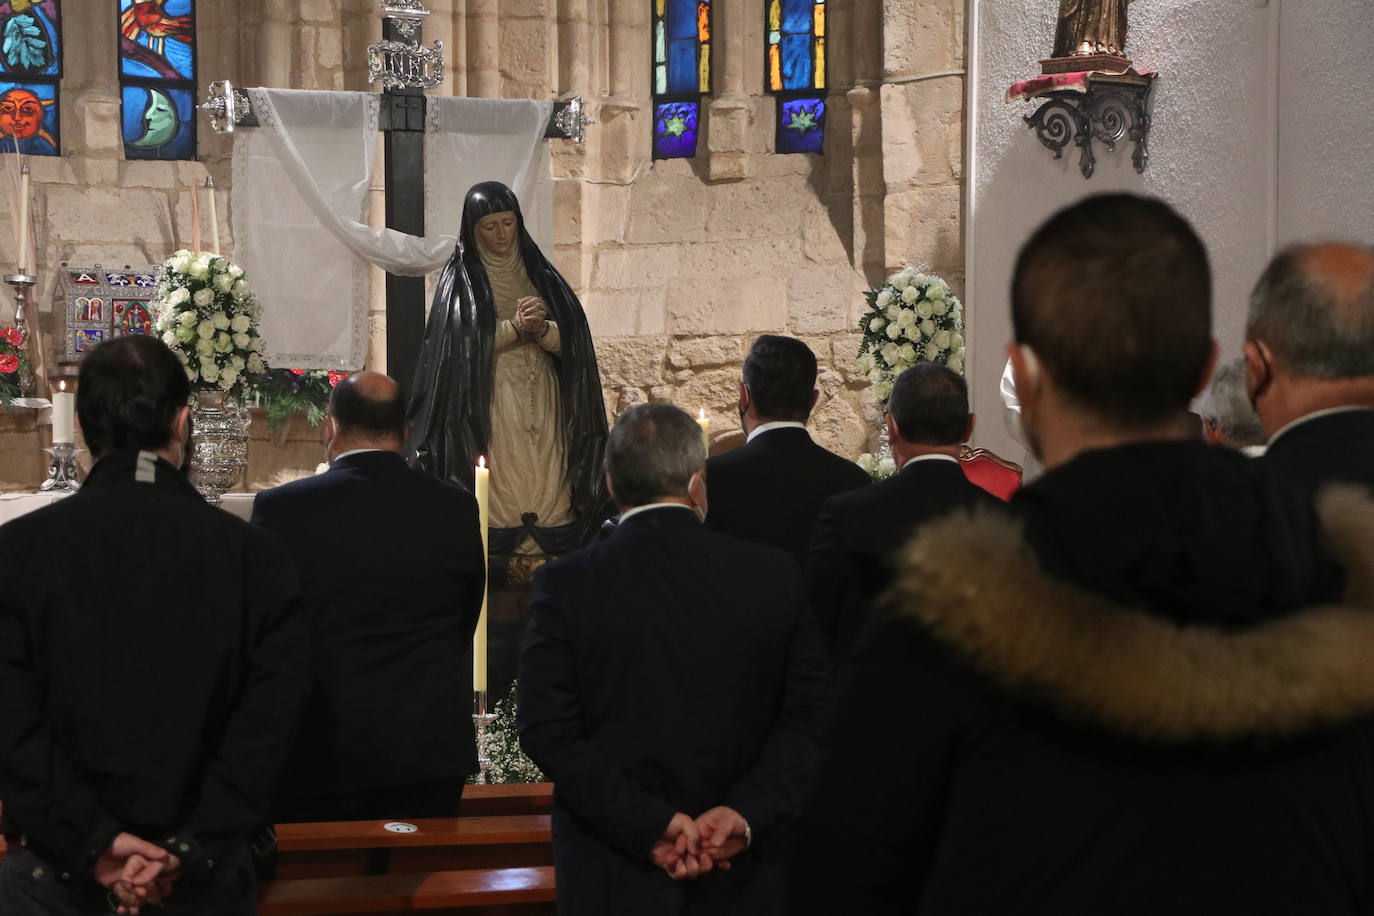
[1267, 406, 1374, 447]
[746, 421, 808, 444]
[331, 448, 389, 463]
[899, 453, 960, 470]
[618, 502, 697, 524]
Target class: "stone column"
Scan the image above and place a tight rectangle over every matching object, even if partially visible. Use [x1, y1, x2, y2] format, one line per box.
[450, 0, 469, 96]
[468, 0, 501, 98]
[557, 0, 590, 96]
[707, 0, 752, 181]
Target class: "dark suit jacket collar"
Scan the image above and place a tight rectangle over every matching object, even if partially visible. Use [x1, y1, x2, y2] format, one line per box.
[898, 456, 964, 478]
[84, 449, 200, 498]
[615, 504, 700, 534]
[1267, 407, 1374, 454]
[331, 449, 408, 472]
[746, 426, 812, 448]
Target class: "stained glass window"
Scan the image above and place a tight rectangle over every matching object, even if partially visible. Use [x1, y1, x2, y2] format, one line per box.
[118, 0, 195, 160]
[651, 0, 710, 159]
[766, 0, 826, 154]
[0, 1, 62, 156]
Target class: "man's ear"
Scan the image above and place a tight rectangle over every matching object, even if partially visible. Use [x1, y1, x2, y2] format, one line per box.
[886, 413, 901, 445]
[1192, 340, 1220, 399]
[737, 382, 750, 415]
[963, 412, 976, 444]
[171, 405, 190, 444]
[1242, 339, 1268, 402]
[688, 468, 708, 519]
[1008, 343, 1042, 404]
[604, 473, 619, 506]
[808, 388, 820, 413]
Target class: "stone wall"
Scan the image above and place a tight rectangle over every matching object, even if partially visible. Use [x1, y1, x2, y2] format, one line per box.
[0, 0, 969, 487]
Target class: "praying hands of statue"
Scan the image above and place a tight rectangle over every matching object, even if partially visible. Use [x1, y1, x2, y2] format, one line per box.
[515, 296, 549, 336]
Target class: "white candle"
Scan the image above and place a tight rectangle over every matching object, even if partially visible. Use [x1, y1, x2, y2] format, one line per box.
[473, 456, 490, 692]
[17, 166, 29, 274]
[696, 408, 711, 456]
[52, 380, 75, 444]
[205, 179, 220, 255]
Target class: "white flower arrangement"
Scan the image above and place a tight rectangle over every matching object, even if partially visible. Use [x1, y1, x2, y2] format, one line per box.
[855, 452, 898, 481]
[857, 265, 966, 408]
[153, 251, 266, 400]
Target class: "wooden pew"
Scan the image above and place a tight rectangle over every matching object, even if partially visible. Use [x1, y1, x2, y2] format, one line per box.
[258, 864, 556, 915]
[275, 815, 552, 879]
[459, 783, 552, 817]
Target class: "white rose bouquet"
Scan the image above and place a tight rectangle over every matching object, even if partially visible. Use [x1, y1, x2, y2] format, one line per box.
[857, 265, 966, 408]
[152, 251, 266, 400]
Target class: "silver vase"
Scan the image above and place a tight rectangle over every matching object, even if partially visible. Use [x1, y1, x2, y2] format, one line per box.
[190, 390, 249, 506]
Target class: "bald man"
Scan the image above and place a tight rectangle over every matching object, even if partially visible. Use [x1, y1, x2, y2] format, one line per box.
[1244, 242, 1374, 504]
[251, 371, 486, 821]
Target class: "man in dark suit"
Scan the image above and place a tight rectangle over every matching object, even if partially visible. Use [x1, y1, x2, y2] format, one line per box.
[706, 335, 870, 566]
[1244, 243, 1374, 498]
[252, 371, 485, 822]
[518, 403, 830, 915]
[0, 336, 308, 915]
[794, 196, 1357, 914]
[807, 363, 998, 658]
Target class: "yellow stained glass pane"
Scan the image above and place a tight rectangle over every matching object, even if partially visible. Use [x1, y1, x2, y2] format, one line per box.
[769, 43, 781, 91]
[769, 0, 780, 31]
[656, 0, 665, 16]
[814, 3, 825, 37]
[698, 2, 709, 41]
[816, 38, 825, 89]
[699, 43, 710, 92]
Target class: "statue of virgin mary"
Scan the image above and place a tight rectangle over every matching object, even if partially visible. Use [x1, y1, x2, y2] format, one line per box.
[406, 181, 611, 555]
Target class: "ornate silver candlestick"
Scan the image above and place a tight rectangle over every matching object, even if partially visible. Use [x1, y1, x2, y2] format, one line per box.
[5, 272, 36, 397]
[40, 443, 81, 492]
[473, 689, 497, 784]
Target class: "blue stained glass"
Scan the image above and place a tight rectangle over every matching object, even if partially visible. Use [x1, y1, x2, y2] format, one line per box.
[121, 83, 194, 160]
[780, 0, 811, 32]
[666, 39, 697, 94]
[653, 100, 699, 160]
[119, 0, 194, 82]
[777, 95, 824, 154]
[780, 34, 811, 90]
[0, 79, 58, 155]
[0, 1, 62, 77]
[665, 0, 696, 39]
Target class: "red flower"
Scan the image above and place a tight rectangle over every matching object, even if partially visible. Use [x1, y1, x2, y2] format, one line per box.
[0, 326, 23, 348]
[327, 370, 349, 387]
[0, 354, 19, 374]
[288, 368, 306, 376]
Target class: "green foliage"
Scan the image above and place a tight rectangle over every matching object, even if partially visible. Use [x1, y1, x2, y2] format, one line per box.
[2, 13, 49, 72]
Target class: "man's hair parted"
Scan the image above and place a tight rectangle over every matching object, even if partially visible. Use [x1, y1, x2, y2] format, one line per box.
[604, 403, 705, 508]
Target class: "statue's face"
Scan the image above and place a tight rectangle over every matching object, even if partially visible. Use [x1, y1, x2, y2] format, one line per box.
[475, 211, 518, 258]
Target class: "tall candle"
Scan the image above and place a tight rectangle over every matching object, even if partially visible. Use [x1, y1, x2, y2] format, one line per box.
[205, 179, 220, 255]
[190, 181, 201, 255]
[473, 456, 490, 692]
[696, 408, 710, 456]
[52, 379, 75, 444]
[17, 166, 29, 274]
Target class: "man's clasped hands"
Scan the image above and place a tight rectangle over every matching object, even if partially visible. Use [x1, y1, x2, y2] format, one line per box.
[650, 807, 750, 881]
[93, 832, 182, 914]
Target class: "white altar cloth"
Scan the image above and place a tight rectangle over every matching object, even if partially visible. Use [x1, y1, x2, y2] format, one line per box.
[0, 491, 256, 525]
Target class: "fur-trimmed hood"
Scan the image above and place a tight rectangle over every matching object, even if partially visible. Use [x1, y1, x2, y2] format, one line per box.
[889, 486, 1374, 742]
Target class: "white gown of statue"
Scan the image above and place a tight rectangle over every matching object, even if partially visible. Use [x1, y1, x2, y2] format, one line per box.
[479, 242, 574, 533]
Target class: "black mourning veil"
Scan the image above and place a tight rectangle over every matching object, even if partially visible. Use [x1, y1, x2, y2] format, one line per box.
[405, 181, 611, 554]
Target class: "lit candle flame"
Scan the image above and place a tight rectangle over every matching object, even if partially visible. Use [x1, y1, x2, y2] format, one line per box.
[698, 407, 705, 420]
[478, 455, 487, 469]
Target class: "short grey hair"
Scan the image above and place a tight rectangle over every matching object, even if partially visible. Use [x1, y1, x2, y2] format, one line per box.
[1196, 358, 1264, 447]
[604, 403, 705, 508]
[1246, 244, 1374, 378]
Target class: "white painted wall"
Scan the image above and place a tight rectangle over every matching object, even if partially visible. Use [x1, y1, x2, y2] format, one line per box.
[966, 0, 1374, 466]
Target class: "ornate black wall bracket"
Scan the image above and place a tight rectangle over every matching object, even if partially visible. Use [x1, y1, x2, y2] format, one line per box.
[1024, 72, 1154, 179]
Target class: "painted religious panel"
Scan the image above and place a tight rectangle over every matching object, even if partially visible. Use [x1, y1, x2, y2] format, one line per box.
[651, 0, 710, 159]
[766, 0, 827, 154]
[118, 0, 195, 161]
[0, 79, 57, 154]
[0, 1, 61, 78]
[63, 267, 160, 359]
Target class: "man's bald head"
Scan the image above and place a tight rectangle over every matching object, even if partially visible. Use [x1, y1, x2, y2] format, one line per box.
[328, 370, 405, 446]
[1247, 242, 1374, 378]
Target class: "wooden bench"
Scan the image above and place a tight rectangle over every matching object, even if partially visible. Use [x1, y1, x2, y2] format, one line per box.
[460, 783, 552, 817]
[276, 815, 552, 879]
[258, 864, 556, 915]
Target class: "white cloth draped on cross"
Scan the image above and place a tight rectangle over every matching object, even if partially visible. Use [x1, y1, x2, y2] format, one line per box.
[231, 88, 555, 370]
